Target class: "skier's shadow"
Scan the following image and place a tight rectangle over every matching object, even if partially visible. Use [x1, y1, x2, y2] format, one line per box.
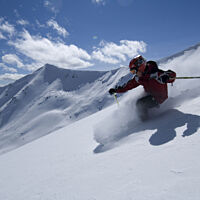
[148, 109, 200, 145]
[94, 109, 200, 153]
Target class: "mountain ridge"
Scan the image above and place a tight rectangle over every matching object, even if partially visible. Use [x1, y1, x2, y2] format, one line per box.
[158, 42, 200, 64]
[0, 63, 129, 154]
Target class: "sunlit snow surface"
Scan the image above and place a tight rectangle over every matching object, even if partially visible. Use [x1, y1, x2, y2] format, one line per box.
[0, 45, 200, 199]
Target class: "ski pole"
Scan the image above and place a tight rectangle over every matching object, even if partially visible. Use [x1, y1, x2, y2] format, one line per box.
[113, 93, 119, 107]
[175, 76, 200, 79]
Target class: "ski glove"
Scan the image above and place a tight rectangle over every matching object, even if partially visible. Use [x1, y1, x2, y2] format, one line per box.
[160, 74, 169, 83]
[161, 70, 176, 83]
[109, 88, 116, 95]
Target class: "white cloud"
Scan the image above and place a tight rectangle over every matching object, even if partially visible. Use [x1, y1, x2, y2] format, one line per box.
[0, 17, 3, 23]
[44, 0, 60, 14]
[2, 54, 24, 68]
[47, 19, 69, 38]
[0, 21, 15, 37]
[92, 0, 106, 5]
[0, 31, 6, 40]
[92, 40, 147, 64]
[35, 20, 46, 28]
[0, 63, 17, 73]
[24, 62, 44, 72]
[9, 30, 93, 70]
[44, 0, 50, 6]
[17, 19, 29, 26]
[7, 29, 147, 70]
[0, 73, 25, 83]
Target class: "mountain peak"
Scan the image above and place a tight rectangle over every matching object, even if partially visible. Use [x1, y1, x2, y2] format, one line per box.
[43, 63, 58, 70]
[40, 63, 62, 72]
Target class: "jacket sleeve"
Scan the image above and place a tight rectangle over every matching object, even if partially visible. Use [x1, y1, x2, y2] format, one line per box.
[115, 77, 140, 93]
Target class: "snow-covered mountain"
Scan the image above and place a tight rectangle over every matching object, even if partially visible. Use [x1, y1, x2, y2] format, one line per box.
[0, 64, 132, 154]
[0, 43, 200, 156]
[158, 43, 200, 64]
[0, 44, 200, 199]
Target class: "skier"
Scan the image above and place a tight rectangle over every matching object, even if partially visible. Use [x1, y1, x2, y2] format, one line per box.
[109, 55, 176, 121]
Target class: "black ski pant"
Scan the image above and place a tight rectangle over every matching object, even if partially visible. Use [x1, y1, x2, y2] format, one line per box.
[136, 95, 159, 121]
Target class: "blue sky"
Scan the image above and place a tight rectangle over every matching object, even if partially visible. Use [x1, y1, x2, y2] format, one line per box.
[0, 0, 199, 85]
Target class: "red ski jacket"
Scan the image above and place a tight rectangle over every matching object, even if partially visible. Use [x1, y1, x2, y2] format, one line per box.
[116, 68, 176, 104]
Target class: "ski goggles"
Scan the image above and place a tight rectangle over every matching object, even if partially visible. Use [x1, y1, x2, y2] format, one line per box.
[130, 67, 137, 73]
[133, 58, 145, 68]
[130, 59, 145, 72]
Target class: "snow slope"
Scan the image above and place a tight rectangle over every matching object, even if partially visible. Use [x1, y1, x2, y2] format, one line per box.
[0, 44, 200, 199]
[0, 89, 199, 200]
